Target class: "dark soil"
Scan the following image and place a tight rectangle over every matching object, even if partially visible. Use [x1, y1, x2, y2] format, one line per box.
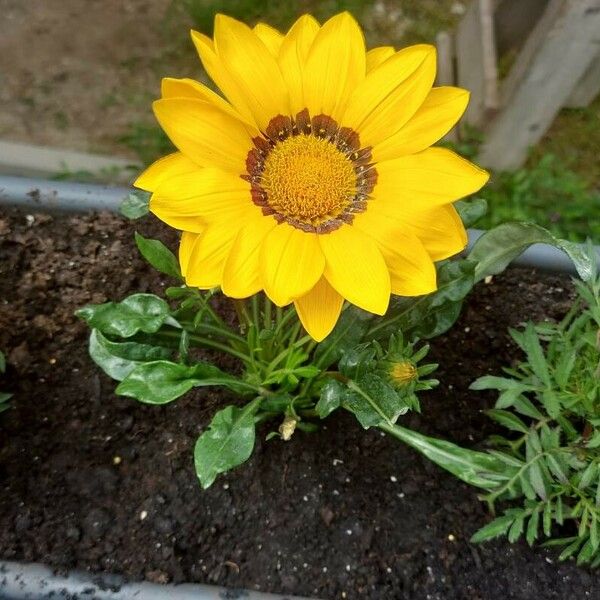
[0, 208, 595, 600]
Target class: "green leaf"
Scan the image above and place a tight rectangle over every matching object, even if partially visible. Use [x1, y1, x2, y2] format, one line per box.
[89, 329, 171, 381]
[0, 350, 5, 373]
[316, 378, 345, 419]
[508, 514, 525, 543]
[338, 344, 377, 380]
[120, 190, 150, 219]
[470, 375, 521, 391]
[471, 514, 514, 543]
[455, 197, 488, 227]
[486, 409, 529, 433]
[76, 293, 174, 337]
[372, 259, 476, 342]
[411, 260, 477, 340]
[520, 323, 552, 387]
[0, 392, 12, 411]
[381, 423, 505, 490]
[314, 308, 371, 369]
[194, 399, 260, 489]
[134, 232, 182, 280]
[344, 373, 408, 429]
[528, 460, 548, 500]
[526, 507, 540, 546]
[469, 222, 595, 283]
[116, 360, 253, 404]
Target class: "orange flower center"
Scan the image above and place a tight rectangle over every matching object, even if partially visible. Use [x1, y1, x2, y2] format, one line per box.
[261, 134, 357, 226]
[243, 109, 377, 233]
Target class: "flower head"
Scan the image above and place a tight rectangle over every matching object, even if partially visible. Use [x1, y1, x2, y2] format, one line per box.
[136, 13, 489, 341]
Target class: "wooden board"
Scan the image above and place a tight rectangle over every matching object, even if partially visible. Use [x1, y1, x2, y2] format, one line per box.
[455, 0, 499, 127]
[478, 0, 600, 170]
[435, 31, 459, 142]
[566, 52, 600, 107]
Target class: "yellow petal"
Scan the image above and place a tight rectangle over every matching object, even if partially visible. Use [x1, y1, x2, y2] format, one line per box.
[366, 46, 395, 72]
[374, 87, 469, 161]
[303, 12, 366, 121]
[253, 23, 284, 56]
[134, 152, 198, 192]
[404, 204, 467, 261]
[179, 231, 200, 278]
[190, 29, 255, 125]
[185, 220, 241, 288]
[374, 147, 490, 215]
[153, 98, 252, 173]
[260, 224, 325, 306]
[278, 14, 320, 115]
[150, 168, 252, 233]
[221, 213, 277, 298]
[353, 210, 437, 296]
[319, 225, 390, 315]
[344, 45, 436, 147]
[160, 77, 254, 126]
[213, 14, 289, 131]
[294, 277, 344, 341]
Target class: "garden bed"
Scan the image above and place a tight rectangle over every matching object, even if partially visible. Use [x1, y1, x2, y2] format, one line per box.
[0, 208, 596, 600]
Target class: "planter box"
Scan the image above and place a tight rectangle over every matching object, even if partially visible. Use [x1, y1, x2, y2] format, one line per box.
[0, 208, 597, 599]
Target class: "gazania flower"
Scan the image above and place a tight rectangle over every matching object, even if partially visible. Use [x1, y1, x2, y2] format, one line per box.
[135, 12, 489, 341]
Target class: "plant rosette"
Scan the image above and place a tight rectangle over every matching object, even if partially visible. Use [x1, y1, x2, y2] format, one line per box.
[80, 13, 594, 511]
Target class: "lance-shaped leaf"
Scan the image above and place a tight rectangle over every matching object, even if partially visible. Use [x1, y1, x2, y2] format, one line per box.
[344, 373, 409, 429]
[116, 360, 255, 404]
[469, 222, 595, 283]
[134, 232, 182, 280]
[380, 422, 507, 490]
[76, 293, 175, 337]
[194, 399, 261, 489]
[88, 329, 172, 381]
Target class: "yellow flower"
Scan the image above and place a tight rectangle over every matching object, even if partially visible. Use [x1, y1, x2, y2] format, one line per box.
[389, 360, 418, 387]
[135, 13, 489, 342]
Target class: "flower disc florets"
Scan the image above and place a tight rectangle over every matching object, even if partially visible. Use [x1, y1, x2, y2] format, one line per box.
[243, 109, 377, 233]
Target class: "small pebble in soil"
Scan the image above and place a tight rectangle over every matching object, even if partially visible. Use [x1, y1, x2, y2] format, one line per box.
[112, 456, 122, 465]
[390, 476, 397, 482]
[448, 534, 456, 542]
[139, 510, 148, 520]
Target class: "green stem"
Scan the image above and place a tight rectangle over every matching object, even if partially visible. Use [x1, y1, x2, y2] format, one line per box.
[182, 321, 246, 345]
[156, 329, 252, 363]
[233, 299, 251, 332]
[263, 296, 272, 330]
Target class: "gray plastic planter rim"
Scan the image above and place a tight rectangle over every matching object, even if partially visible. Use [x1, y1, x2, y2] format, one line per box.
[1, 174, 598, 275]
[0, 560, 315, 599]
